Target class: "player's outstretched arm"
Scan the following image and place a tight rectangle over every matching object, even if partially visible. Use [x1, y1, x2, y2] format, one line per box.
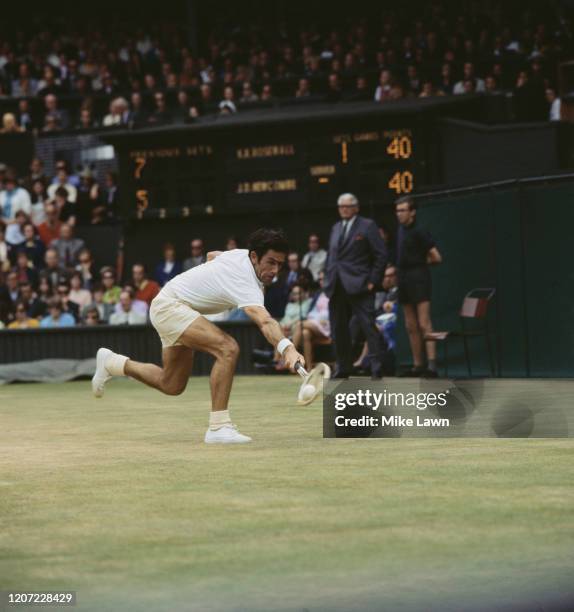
[243, 305, 305, 371]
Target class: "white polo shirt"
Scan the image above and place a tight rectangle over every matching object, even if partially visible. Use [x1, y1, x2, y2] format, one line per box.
[161, 249, 264, 314]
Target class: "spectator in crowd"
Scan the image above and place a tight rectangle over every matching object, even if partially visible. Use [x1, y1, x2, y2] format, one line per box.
[225, 236, 238, 250]
[374, 70, 393, 101]
[5, 210, 29, 247]
[114, 285, 148, 316]
[19, 281, 46, 319]
[22, 158, 48, 193]
[280, 284, 311, 335]
[0, 173, 32, 221]
[301, 233, 327, 281]
[13, 251, 38, 288]
[16, 99, 35, 132]
[82, 283, 114, 323]
[100, 172, 119, 222]
[53, 187, 77, 226]
[0, 222, 11, 272]
[155, 242, 182, 285]
[148, 91, 173, 125]
[109, 289, 147, 325]
[219, 100, 237, 115]
[77, 107, 99, 130]
[29, 179, 48, 225]
[40, 297, 76, 327]
[11, 63, 38, 97]
[182, 238, 205, 271]
[7, 300, 39, 329]
[128, 92, 148, 127]
[295, 78, 311, 98]
[37, 277, 54, 312]
[47, 168, 78, 203]
[291, 271, 331, 368]
[1, 270, 20, 312]
[40, 248, 68, 288]
[42, 94, 69, 130]
[1, 113, 23, 133]
[21, 223, 45, 269]
[83, 306, 101, 326]
[323, 192, 387, 379]
[132, 263, 160, 305]
[453, 62, 485, 94]
[240, 81, 259, 103]
[37, 202, 62, 246]
[68, 271, 92, 310]
[56, 280, 80, 321]
[75, 169, 101, 224]
[546, 88, 561, 121]
[285, 252, 314, 291]
[51, 224, 85, 267]
[100, 266, 122, 304]
[75, 248, 97, 289]
[103, 97, 130, 126]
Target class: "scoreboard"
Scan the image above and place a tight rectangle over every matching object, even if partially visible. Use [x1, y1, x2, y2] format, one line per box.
[108, 103, 436, 219]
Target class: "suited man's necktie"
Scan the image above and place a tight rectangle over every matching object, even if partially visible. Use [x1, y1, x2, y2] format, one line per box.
[338, 220, 349, 249]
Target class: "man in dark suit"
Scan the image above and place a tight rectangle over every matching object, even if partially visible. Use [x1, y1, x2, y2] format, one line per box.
[324, 193, 387, 378]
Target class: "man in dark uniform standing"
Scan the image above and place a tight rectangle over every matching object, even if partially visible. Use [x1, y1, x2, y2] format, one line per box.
[324, 193, 387, 379]
[395, 196, 442, 377]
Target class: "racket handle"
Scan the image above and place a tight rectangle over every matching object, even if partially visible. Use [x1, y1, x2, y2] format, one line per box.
[295, 362, 308, 378]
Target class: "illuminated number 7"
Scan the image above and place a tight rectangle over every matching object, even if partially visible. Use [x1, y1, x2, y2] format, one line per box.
[134, 157, 146, 179]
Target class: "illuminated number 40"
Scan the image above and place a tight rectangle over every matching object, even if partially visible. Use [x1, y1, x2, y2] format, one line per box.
[388, 171, 414, 194]
[386, 136, 412, 159]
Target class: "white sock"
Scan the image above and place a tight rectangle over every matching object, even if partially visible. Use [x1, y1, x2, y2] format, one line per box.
[105, 353, 129, 377]
[209, 410, 232, 430]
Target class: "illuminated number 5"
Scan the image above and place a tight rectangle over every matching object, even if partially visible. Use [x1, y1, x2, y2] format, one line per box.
[136, 189, 149, 211]
[134, 157, 146, 179]
[388, 171, 414, 194]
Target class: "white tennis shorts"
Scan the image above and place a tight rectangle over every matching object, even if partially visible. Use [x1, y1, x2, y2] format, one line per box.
[149, 290, 201, 348]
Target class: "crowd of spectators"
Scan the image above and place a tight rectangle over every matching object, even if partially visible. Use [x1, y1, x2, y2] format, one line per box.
[0, 2, 571, 132]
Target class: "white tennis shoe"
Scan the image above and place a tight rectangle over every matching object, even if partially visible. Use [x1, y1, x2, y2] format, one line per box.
[92, 347, 113, 398]
[204, 425, 252, 444]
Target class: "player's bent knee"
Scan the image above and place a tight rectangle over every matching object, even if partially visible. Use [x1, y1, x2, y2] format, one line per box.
[218, 336, 240, 362]
[162, 379, 188, 396]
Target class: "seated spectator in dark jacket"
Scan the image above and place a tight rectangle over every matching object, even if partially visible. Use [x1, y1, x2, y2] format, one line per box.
[128, 92, 148, 127]
[100, 172, 119, 222]
[54, 188, 77, 226]
[75, 248, 97, 290]
[19, 281, 46, 319]
[0, 270, 20, 316]
[19, 223, 46, 269]
[148, 92, 173, 125]
[40, 248, 68, 288]
[55, 279, 80, 322]
[51, 224, 85, 267]
[155, 242, 182, 286]
[13, 251, 38, 289]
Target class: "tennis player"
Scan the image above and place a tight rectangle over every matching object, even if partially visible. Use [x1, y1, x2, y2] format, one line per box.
[92, 229, 305, 444]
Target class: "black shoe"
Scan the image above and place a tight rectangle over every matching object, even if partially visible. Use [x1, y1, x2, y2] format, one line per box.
[422, 368, 439, 379]
[398, 367, 424, 378]
[331, 370, 350, 379]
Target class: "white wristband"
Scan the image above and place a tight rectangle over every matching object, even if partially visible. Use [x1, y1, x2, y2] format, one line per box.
[277, 338, 293, 355]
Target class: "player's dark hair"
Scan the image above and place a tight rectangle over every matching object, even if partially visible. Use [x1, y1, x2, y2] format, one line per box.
[395, 195, 417, 211]
[247, 228, 289, 259]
